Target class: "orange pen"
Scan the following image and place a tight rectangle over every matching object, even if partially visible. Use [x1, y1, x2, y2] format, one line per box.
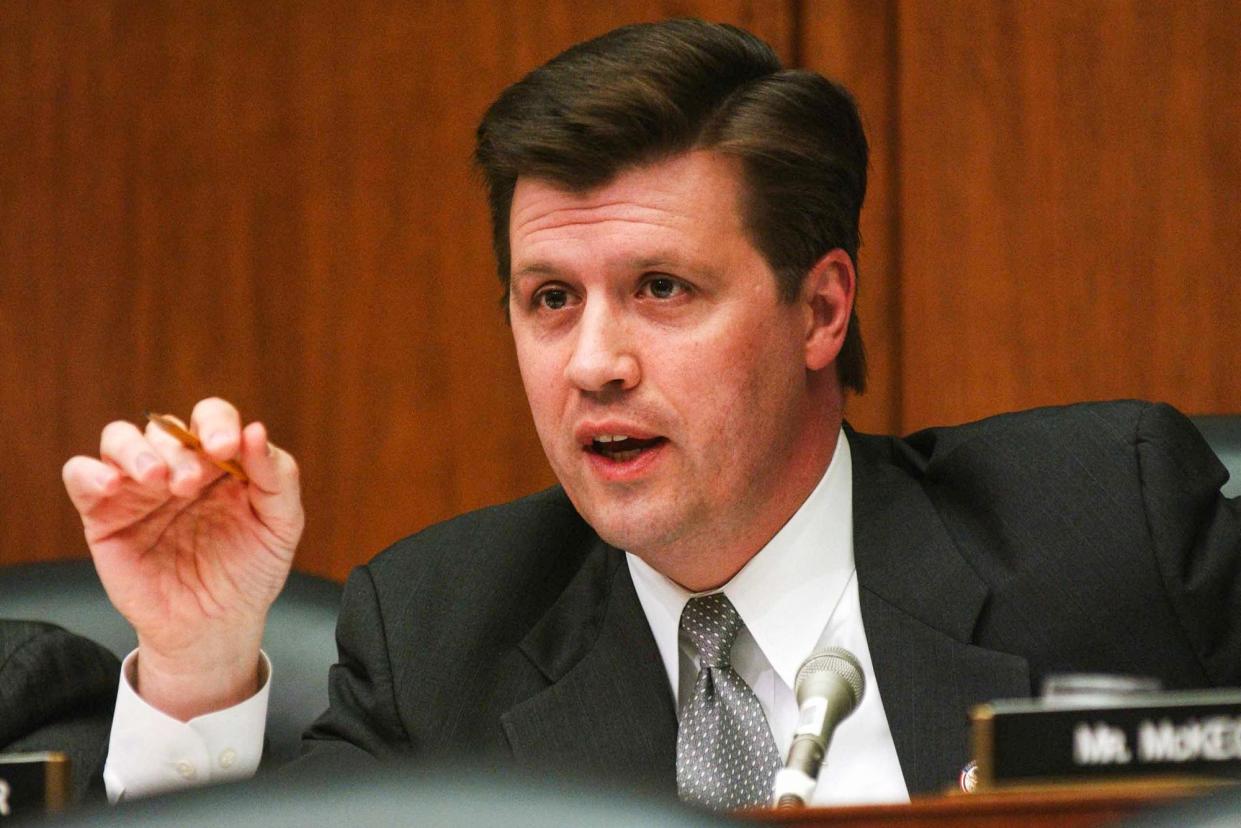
[145, 411, 250, 483]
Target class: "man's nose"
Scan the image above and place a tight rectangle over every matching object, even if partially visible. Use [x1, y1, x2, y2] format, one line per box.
[565, 300, 640, 393]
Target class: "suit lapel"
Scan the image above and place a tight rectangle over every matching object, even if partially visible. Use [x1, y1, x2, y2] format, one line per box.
[849, 428, 1030, 794]
[499, 430, 1034, 797]
[501, 539, 677, 795]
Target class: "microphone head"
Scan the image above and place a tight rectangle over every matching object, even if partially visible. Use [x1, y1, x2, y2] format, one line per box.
[794, 647, 865, 711]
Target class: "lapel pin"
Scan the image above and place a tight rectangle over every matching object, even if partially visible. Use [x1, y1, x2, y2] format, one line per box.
[958, 760, 980, 793]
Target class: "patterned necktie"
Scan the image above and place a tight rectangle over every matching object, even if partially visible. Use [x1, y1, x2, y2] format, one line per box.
[676, 592, 781, 811]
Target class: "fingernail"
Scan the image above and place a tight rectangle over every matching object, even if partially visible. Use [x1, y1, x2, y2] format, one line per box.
[136, 452, 158, 474]
[207, 432, 228, 451]
[95, 471, 115, 490]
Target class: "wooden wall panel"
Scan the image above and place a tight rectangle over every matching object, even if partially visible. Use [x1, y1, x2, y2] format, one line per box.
[6, 1, 1233, 582]
[799, 0, 902, 435]
[895, 0, 1240, 430]
[0, 1, 793, 580]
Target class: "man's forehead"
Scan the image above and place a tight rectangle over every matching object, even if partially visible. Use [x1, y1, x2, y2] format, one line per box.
[509, 151, 746, 239]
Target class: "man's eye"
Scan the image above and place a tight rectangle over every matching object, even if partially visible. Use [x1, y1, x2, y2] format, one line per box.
[536, 289, 569, 310]
[642, 277, 684, 300]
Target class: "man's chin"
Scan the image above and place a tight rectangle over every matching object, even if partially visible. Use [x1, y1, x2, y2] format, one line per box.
[558, 474, 686, 549]
[576, 505, 679, 556]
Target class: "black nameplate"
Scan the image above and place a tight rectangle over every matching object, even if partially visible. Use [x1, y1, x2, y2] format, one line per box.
[0, 753, 69, 818]
[972, 689, 1241, 788]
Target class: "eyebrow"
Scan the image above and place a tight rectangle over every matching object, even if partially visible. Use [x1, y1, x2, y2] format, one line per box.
[511, 263, 561, 281]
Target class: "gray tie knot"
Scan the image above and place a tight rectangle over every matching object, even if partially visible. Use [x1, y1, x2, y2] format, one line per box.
[682, 592, 743, 669]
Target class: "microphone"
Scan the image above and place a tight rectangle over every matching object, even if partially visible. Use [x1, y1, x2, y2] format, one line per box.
[772, 647, 865, 808]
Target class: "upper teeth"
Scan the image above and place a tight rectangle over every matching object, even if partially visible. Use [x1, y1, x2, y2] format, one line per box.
[594, 435, 629, 443]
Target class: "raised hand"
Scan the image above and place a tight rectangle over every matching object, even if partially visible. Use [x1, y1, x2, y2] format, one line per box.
[62, 397, 305, 720]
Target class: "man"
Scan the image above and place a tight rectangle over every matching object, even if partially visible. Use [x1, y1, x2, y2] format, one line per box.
[62, 19, 1240, 809]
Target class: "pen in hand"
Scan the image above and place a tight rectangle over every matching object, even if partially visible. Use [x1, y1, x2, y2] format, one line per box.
[145, 411, 250, 483]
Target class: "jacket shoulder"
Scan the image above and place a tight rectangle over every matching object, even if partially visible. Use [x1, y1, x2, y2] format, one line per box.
[366, 485, 589, 576]
[889, 400, 1217, 475]
[861, 401, 1233, 688]
[348, 486, 604, 663]
[313, 488, 615, 757]
[907, 399, 1153, 457]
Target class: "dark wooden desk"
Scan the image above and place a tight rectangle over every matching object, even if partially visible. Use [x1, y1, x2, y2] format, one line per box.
[748, 780, 1215, 828]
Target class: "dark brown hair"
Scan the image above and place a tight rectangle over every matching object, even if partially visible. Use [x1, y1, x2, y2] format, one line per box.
[475, 19, 868, 392]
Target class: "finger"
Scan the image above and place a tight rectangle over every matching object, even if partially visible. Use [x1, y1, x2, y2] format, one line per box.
[62, 455, 122, 514]
[144, 417, 216, 498]
[239, 422, 304, 542]
[99, 420, 170, 488]
[190, 397, 243, 462]
[144, 413, 193, 456]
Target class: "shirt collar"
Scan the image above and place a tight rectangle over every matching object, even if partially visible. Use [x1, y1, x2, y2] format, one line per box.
[627, 429, 855, 694]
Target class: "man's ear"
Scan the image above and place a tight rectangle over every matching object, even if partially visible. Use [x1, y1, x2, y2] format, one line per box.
[802, 249, 856, 372]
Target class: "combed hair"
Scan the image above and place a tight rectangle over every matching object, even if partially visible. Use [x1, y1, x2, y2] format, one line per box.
[475, 19, 868, 392]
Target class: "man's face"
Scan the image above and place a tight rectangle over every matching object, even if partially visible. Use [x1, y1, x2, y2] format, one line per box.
[508, 151, 837, 584]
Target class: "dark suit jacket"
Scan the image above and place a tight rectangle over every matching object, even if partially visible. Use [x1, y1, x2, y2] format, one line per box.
[301, 401, 1241, 796]
[0, 620, 120, 804]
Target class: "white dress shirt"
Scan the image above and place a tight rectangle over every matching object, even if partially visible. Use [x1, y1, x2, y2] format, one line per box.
[104, 652, 270, 800]
[628, 431, 909, 805]
[106, 430, 907, 806]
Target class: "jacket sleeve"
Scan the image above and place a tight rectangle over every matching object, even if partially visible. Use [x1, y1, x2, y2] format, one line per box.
[1137, 403, 1241, 686]
[296, 565, 410, 769]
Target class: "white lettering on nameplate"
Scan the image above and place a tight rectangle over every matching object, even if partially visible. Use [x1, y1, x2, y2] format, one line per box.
[1138, 717, 1241, 763]
[1073, 722, 1132, 765]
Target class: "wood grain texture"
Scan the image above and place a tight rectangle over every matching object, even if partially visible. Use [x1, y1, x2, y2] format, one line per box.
[0, 1, 793, 579]
[895, 0, 1240, 431]
[798, 0, 903, 435]
[4, 1, 1235, 580]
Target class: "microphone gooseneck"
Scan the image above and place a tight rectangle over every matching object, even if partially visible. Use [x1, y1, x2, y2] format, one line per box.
[773, 647, 865, 808]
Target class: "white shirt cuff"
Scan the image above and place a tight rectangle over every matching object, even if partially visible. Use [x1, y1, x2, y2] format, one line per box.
[103, 649, 270, 802]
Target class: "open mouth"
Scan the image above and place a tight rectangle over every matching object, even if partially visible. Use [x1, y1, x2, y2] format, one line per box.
[588, 434, 667, 462]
